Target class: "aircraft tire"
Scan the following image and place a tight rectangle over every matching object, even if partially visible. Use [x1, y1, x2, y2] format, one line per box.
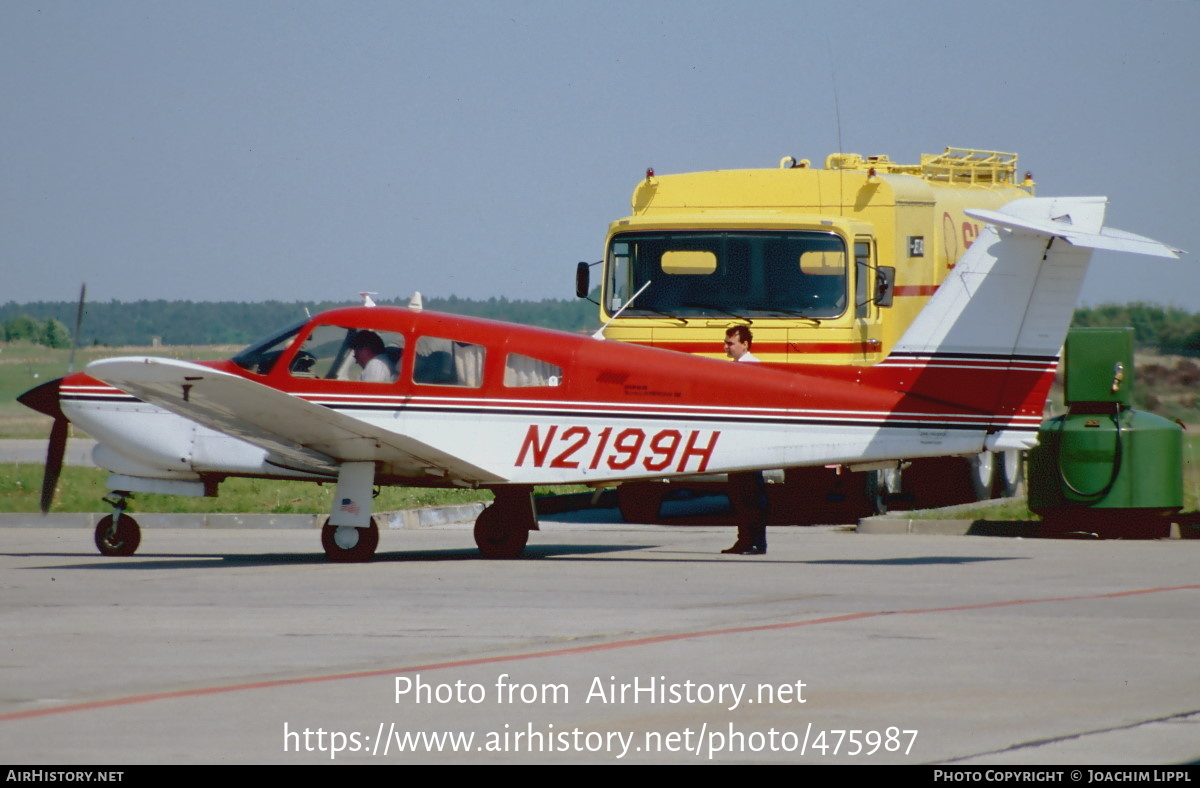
[95, 513, 141, 557]
[321, 517, 379, 562]
[474, 503, 529, 559]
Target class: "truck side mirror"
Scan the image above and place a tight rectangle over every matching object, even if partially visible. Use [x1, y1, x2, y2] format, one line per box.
[875, 266, 895, 307]
[575, 261, 591, 299]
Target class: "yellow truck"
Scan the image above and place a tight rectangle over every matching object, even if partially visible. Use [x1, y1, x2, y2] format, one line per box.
[576, 148, 1037, 522]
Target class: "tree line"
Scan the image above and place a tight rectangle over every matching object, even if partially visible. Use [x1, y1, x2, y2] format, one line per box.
[1069, 303, 1200, 355]
[2, 314, 72, 348]
[0, 295, 598, 348]
[3, 298, 1200, 353]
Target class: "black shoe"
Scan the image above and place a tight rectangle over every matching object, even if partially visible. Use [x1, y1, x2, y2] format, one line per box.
[721, 541, 750, 554]
[722, 543, 767, 555]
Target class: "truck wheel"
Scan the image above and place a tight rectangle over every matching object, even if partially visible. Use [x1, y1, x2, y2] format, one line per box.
[617, 482, 665, 524]
[969, 452, 995, 501]
[871, 469, 896, 515]
[993, 450, 1025, 498]
[900, 457, 977, 510]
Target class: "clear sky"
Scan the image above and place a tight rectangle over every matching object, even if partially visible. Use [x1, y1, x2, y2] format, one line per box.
[2, 0, 1196, 307]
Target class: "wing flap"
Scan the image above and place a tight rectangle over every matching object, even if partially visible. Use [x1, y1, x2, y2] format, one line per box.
[87, 357, 506, 485]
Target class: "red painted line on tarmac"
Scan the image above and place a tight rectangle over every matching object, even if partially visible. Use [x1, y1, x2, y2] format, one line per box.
[3, 584, 1197, 723]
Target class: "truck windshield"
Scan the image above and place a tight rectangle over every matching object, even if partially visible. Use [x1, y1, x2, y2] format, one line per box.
[605, 231, 848, 319]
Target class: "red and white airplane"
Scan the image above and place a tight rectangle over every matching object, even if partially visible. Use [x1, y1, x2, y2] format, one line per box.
[19, 197, 1181, 560]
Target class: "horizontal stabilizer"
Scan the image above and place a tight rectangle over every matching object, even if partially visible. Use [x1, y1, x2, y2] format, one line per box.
[965, 206, 1183, 258]
[896, 197, 1183, 361]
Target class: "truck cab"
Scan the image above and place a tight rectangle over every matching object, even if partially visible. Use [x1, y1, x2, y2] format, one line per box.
[579, 149, 1037, 520]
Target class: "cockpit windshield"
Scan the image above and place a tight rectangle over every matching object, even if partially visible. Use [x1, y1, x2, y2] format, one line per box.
[605, 231, 848, 320]
[231, 318, 307, 375]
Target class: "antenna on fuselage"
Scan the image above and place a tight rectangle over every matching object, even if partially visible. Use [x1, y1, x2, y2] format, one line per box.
[359, 292, 378, 307]
[591, 279, 652, 340]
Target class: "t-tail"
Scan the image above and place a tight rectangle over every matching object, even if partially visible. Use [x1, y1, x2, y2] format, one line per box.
[881, 196, 1183, 451]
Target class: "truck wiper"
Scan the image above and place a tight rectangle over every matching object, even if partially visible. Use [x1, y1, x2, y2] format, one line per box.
[758, 308, 824, 325]
[682, 302, 753, 323]
[595, 281, 687, 338]
[624, 306, 689, 324]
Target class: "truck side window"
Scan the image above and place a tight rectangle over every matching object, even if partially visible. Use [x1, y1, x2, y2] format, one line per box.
[608, 242, 633, 312]
[855, 241, 873, 320]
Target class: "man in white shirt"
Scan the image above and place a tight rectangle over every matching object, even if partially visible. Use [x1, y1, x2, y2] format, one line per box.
[724, 325, 759, 362]
[721, 326, 767, 554]
[351, 331, 397, 383]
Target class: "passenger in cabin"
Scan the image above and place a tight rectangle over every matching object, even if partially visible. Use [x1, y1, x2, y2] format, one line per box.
[722, 325, 767, 555]
[350, 330, 398, 383]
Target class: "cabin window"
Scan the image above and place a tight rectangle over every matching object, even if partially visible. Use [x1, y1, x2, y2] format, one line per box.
[504, 354, 562, 387]
[413, 337, 485, 387]
[231, 319, 307, 375]
[289, 325, 405, 383]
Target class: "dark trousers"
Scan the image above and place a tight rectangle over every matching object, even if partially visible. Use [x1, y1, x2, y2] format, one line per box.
[728, 471, 767, 549]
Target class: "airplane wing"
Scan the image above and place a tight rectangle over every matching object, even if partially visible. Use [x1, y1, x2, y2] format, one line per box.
[86, 357, 507, 485]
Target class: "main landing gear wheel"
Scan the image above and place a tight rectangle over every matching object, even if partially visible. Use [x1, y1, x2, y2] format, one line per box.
[474, 504, 530, 560]
[321, 517, 380, 562]
[95, 513, 141, 557]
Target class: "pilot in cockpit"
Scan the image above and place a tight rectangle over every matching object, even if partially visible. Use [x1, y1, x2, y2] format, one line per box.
[350, 330, 398, 383]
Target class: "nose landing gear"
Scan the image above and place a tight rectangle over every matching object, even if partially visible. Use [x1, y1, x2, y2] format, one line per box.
[95, 492, 140, 556]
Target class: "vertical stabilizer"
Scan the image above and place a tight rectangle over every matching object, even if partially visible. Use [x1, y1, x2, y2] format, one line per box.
[893, 197, 1180, 360]
[885, 197, 1181, 450]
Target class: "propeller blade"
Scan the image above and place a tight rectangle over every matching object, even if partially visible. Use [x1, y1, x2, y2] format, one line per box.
[68, 282, 87, 374]
[18, 378, 69, 514]
[42, 417, 68, 513]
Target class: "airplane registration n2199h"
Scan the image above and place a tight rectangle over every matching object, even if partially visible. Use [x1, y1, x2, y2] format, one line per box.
[19, 197, 1182, 561]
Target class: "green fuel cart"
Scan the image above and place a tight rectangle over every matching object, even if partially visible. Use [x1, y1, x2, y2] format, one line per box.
[1027, 327, 1183, 533]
